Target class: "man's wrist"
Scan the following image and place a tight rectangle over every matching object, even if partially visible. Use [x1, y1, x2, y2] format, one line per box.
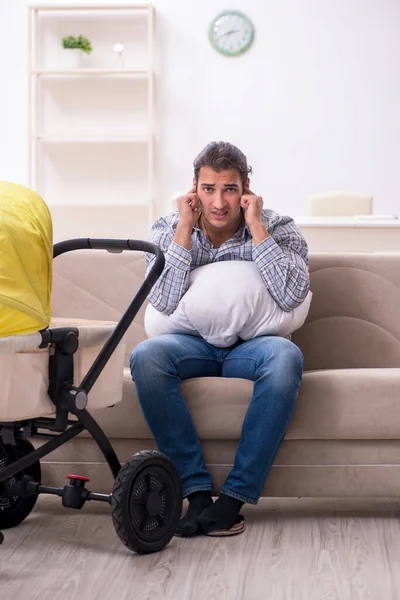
[174, 222, 193, 250]
[249, 220, 270, 246]
[176, 221, 193, 232]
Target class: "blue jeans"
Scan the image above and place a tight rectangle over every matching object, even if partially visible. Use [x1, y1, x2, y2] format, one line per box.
[130, 334, 304, 505]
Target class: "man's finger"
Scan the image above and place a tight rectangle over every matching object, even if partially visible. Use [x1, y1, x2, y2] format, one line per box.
[188, 193, 200, 211]
[244, 187, 255, 195]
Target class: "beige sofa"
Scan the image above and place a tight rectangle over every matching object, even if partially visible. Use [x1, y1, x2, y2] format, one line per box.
[45, 250, 400, 498]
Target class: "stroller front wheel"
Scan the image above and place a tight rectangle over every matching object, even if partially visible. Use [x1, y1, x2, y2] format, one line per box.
[111, 450, 182, 554]
[0, 437, 41, 529]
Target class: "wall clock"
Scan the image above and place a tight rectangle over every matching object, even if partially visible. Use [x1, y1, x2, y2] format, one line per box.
[209, 10, 254, 57]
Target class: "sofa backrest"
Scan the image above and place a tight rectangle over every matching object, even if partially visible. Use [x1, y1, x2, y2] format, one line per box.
[52, 251, 400, 371]
[52, 250, 147, 367]
[292, 253, 400, 370]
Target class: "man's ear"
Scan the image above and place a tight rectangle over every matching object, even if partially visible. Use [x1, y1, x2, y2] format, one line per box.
[244, 177, 250, 192]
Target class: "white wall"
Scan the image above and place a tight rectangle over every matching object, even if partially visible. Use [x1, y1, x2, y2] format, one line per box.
[1, 0, 400, 219]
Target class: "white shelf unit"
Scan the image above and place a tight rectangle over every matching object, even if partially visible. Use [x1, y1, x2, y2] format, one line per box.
[29, 3, 155, 224]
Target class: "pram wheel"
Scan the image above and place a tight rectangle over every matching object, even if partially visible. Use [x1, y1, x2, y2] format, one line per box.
[0, 437, 41, 529]
[111, 450, 182, 554]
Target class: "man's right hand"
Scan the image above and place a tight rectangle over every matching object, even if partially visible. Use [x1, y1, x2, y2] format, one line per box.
[173, 185, 200, 250]
[177, 185, 201, 229]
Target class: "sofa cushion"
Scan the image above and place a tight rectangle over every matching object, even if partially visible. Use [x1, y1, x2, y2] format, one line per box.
[87, 367, 400, 441]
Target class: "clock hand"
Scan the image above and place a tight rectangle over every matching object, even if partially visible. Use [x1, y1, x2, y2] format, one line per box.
[225, 29, 241, 36]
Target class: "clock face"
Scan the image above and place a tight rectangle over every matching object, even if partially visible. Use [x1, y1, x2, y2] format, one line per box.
[209, 10, 254, 56]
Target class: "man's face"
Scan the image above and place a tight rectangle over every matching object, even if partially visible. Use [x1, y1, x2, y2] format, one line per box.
[194, 167, 249, 230]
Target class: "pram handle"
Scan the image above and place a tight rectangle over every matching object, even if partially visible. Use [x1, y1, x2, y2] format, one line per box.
[54, 237, 165, 295]
[54, 238, 164, 279]
[52, 237, 165, 395]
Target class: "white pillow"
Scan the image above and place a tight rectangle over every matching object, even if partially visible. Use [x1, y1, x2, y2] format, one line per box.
[144, 261, 312, 347]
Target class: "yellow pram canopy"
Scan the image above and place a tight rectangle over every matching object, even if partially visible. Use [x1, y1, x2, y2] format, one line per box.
[0, 182, 53, 337]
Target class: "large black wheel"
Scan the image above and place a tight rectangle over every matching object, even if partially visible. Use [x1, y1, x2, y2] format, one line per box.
[0, 437, 41, 529]
[111, 450, 182, 554]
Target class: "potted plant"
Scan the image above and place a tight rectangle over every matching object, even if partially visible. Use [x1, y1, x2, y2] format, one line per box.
[61, 35, 93, 69]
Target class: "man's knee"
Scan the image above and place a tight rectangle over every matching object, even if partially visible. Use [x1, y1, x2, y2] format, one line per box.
[130, 339, 150, 371]
[275, 337, 303, 367]
[259, 337, 304, 377]
[130, 335, 178, 378]
[253, 338, 303, 406]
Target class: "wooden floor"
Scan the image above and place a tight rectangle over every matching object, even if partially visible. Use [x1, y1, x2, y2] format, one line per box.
[1, 496, 400, 600]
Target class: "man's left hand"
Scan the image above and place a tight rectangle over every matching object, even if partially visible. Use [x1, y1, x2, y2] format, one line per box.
[241, 188, 263, 226]
[241, 188, 270, 245]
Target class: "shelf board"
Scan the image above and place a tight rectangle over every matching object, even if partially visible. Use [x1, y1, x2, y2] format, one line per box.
[31, 4, 151, 11]
[49, 203, 150, 210]
[33, 69, 150, 77]
[34, 134, 149, 143]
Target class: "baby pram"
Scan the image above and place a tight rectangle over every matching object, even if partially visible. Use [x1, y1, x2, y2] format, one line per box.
[0, 183, 182, 554]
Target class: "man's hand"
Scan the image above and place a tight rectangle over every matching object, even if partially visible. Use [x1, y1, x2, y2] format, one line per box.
[240, 188, 263, 226]
[241, 187, 270, 245]
[177, 185, 201, 228]
[174, 185, 201, 250]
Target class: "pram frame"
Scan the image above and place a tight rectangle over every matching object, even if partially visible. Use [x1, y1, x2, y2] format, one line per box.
[0, 238, 164, 487]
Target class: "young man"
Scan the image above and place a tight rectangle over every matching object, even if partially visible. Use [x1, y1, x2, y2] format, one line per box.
[130, 141, 310, 537]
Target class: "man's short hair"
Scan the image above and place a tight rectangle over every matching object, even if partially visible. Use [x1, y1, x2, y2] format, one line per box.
[193, 141, 253, 188]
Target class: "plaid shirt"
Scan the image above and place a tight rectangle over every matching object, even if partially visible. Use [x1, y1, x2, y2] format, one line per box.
[145, 209, 310, 315]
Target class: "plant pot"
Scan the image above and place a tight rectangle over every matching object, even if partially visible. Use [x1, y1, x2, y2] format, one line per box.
[62, 48, 83, 70]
